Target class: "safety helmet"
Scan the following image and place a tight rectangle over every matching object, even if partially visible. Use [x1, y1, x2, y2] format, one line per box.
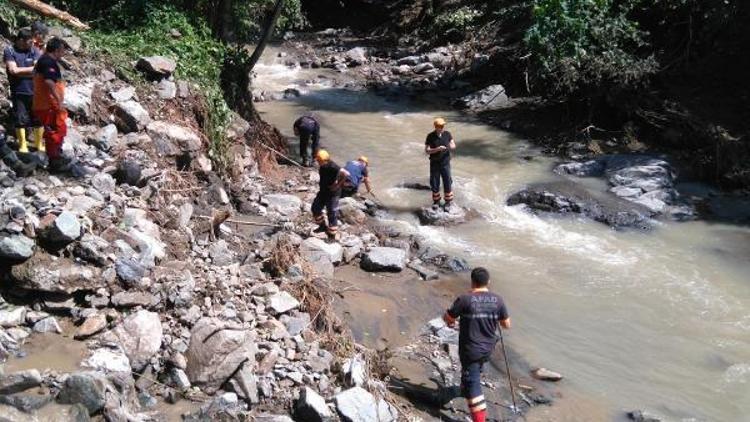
[433, 117, 446, 127]
[315, 149, 330, 162]
[358, 155, 369, 165]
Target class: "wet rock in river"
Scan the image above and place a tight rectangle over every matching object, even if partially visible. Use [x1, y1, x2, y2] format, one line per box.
[627, 410, 662, 422]
[361, 247, 407, 272]
[294, 386, 333, 422]
[416, 205, 468, 225]
[0, 369, 42, 394]
[302, 237, 343, 265]
[32, 316, 62, 333]
[531, 367, 563, 382]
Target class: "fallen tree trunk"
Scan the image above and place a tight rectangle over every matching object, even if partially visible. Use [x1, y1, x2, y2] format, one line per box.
[9, 0, 90, 30]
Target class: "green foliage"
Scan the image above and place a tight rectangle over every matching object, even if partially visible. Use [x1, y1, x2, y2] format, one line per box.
[525, 0, 658, 95]
[433, 6, 482, 34]
[231, 0, 306, 40]
[82, 6, 232, 170]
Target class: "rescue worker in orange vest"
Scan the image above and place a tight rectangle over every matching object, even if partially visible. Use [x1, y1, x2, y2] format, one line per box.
[33, 37, 78, 175]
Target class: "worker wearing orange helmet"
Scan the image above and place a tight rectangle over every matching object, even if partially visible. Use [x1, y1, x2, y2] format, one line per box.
[425, 117, 456, 210]
[312, 149, 349, 239]
[341, 155, 372, 198]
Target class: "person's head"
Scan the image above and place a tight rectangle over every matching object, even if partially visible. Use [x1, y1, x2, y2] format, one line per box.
[357, 155, 369, 167]
[470, 267, 490, 288]
[315, 149, 330, 164]
[31, 21, 48, 44]
[14, 29, 33, 50]
[45, 37, 68, 59]
[434, 117, 446, 133]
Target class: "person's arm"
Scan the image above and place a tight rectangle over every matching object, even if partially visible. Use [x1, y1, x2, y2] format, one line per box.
[363, 176, 372, 193]
[498, 301, 511, 329]
[5, 60, 34, 76]
[449, 138, 456, 151]
[331, 168, 350, 190]
[45, 78, 63, 107]
[442, 297, 464, 328]
[500, 318, 511, 329]
[425, 136, 447, 155]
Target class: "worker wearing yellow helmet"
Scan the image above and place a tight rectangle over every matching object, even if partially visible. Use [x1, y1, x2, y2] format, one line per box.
[312, 149, 350, 239]
[425, 117, 456, 210]
[341, 155, 372, 198]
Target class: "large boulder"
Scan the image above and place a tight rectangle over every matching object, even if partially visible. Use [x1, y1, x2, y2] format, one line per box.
[147, 121, 202, 156]
[334, 387, 398, 422]
[56, 372, 107, 415]
[416, 205, 468, 226]
[0, 235, 34, 261]
[63, 83, 94, 118]
[11, 254, 101, 294]
[344, 47, 368, 66]
[454, 84, 510, 110]
[186, 318, 257, 394]
[361, 247, 407, 272]
[113, 100, 151, 133]
[108, 310, 162, 371]
[263, 194, 302, 220]
[301, 237, 343, 265]
[338, 198, 367, 225]
[136, 56, 177, 79]
[294, 387, 333, 422]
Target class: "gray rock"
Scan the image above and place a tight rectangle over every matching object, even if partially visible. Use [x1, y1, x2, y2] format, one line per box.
[110, 86, 136, 102]
[0, 392, 53, 413]
[361, 247, 407, 272]
[300, 246, 335, 278]
[90, 124, 117, 151]
[41, 211, 81, 247]
[209, 239, 236, 266]
[32, 316, 62, 333]
[11, 254, 101, 294]
[280, 313, 310, 337]
[156, 79, 177, 99]
[335, 386, 397, 422]
[301, 237, 343, 265]
[57, 372, 107, 414]
[253, 416, 294, 422]
[91, 173, 116, 197]
[263, 194, 302, 219]
[345, 47, 368, 66]
[75, 313, 107, 339]
[115, 159, 142, 186]
[413, 62, 435, 74]
[109, 310, 162, 371]
[532, 367, 563, 382]
[0, 235, 34, 261]
[81, 348, 131, 373]
[338, 199, 367, 225]
[267, 291, 300, 315]
[454, 84, 510, 110]
[171, 368, 191, 390]
[397, 56, 422, 66]
[115, 258, 146, 285]
[231, 365, 259, 404]
[136, 56, 177, 79]
[251, 282, 279, 296]
[73, 234, 110, 267]
[147, 121, 202, 156]
[113, 100, 151, 133]
[407, 261, 439, 281]
[627, 410, 662, 422]
[416, 205, 468, 226]
[0, 369, 42, 395]
[294, 387, 333, 421]
[185, 318, 257, 394]
[111, 291, 157, 308]
[63, 83, 93, 118]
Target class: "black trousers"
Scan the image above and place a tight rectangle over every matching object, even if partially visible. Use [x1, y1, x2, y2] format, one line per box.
[312, 191, 339, 228]
[299, 128, 320, 160]
[12, 94, 38, 129]
[430, 159, 453, 201]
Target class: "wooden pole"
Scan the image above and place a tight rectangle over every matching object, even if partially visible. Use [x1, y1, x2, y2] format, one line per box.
[9, 0, 90, 30]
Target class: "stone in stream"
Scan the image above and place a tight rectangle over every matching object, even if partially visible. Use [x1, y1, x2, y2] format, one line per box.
[0, 235, 35, 261]
[32, 316, 62, 333]
[334, 386, 398, 422]
[361, 247, 407, 272]
[294, 387, 333, 422]
[57, 372, 107, 414]
[627, 410, 662, 422]
[185, 317, 258, 393]
[416, 205, 468, 226]
[108, 310, 162, 371]
[531, 367, 563, 382]
[0, 369, 42, 395]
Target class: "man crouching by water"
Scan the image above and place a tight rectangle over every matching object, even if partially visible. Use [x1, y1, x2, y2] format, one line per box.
[443, 267, 511, 422]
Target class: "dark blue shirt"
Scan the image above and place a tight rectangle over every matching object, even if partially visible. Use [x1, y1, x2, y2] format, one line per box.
[3, 45, 41, 95]
[447, 290, 509, 363]
[425, 130, 453, 162]
[344, 160, 368, 187]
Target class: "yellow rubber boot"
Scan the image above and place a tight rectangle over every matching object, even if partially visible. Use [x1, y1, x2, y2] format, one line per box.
[16, 128, 28, 153]
[33, 127, 45, 152]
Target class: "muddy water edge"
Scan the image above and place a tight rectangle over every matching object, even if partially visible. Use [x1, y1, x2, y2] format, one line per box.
[253, 44, 750, 422]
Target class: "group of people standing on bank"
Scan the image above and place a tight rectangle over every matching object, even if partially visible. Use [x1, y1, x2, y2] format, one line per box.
[1, 23, 78, 178]
[292, 114, 508, 422]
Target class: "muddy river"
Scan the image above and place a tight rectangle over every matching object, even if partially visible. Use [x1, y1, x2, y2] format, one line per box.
[254, 48, 750, 421]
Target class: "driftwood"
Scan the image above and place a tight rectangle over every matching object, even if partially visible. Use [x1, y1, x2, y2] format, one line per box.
[9, 0, 90, 30]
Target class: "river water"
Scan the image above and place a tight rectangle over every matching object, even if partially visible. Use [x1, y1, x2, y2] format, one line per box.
[253, 50, 750, 421]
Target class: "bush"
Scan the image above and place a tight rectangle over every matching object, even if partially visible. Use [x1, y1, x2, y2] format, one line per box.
[82, 6, 232, 170]
[525, 0, 658, 96]
[432, 6, 482, 34]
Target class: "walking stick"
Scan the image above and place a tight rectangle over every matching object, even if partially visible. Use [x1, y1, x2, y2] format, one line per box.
[499, 330, 519, 414]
